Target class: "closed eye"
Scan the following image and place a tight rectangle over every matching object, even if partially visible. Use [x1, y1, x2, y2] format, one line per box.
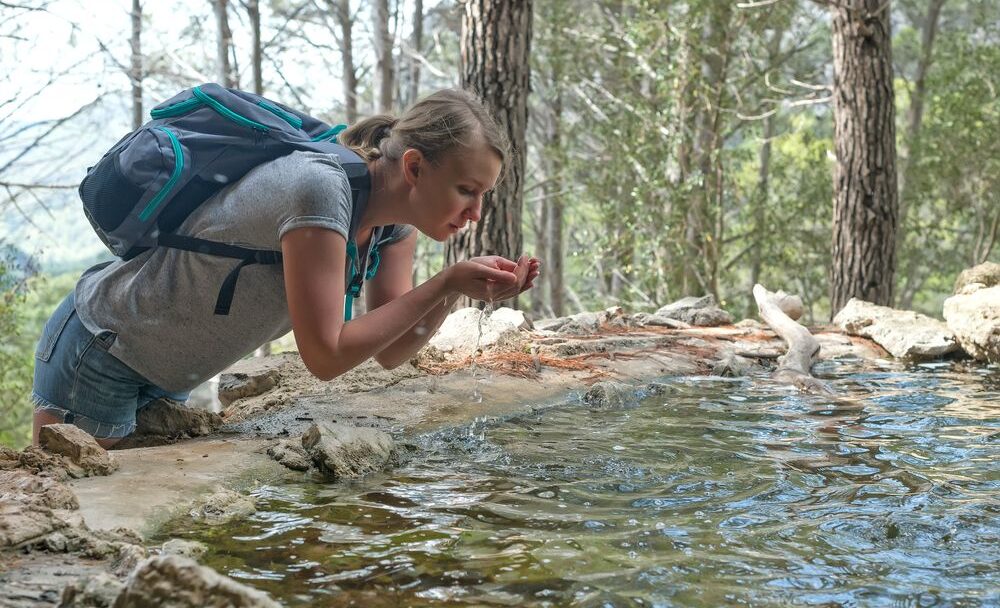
[458, 186, 476, 196]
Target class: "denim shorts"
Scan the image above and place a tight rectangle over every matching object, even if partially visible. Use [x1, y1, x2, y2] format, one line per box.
[32, 291, 189, 439]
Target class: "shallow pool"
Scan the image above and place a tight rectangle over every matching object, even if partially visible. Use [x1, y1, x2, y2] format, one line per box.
[159, 360, 1000, 606]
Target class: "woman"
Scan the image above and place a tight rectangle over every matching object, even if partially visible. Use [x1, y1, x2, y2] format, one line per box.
[32, 89, 541, 448]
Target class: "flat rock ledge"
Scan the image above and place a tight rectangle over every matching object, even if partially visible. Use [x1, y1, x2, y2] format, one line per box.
[833, 298, 959, 360]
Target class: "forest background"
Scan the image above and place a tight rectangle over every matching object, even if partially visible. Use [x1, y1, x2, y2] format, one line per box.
[2, 0, 998, 448]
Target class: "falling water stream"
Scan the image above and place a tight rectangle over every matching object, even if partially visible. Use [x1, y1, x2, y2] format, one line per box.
[157, 359, 1000, 606]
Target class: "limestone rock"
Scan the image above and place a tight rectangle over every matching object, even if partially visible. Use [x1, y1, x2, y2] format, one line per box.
[429, 307, 529, 356]
[631, 312, 690, 329]
[833, 298, 959, 360]
[59, 572, 125, 608]
[943, 285, 1000, 362]
[38, 425, 119, 477]
[266, 439, 311, 472]
[712, 352, 763, 377]
[583, 381, 636, 409]
[953, 261, 1000, 293]
[0, 469, 79, 548]
[160, 539, 208, 560]
[113, 555, 280, 608]
[111, 544, 148, 577]
[217, 370, 280, 407]
[189, 489, 256, 526]
[655, 295, 733, 327]
[134, 399, 222, 438]
[301, 422, 395, 480]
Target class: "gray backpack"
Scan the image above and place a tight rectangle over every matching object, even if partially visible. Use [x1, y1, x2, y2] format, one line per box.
[79, 83, 393, 317]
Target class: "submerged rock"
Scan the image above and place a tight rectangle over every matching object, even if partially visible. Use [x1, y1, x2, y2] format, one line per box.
[301, 422, 395, 480]
[943, 284, 1000, 363]
[583, 381, 636, 408]
[38, 424, 119, 477]
[113, 555, 280, 608]
[217, 369, 280, 407]
[189, 489, 256, 526]
[429, 306, 530, 356]
[160, 539, 208, 560]
[133, 399, 222, 439]
[712, 351, 763, 377]
[655, 295, 733, 327]
[833, 298, 959, 360]
[953, 261, 1000, 293]
[266, 439, 311, 472]
[58, 572, 125, 608]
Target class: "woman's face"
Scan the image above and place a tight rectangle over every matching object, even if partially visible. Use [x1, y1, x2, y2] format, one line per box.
[404, 138, 502, 242]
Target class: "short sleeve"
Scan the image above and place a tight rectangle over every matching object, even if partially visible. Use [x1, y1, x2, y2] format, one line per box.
[276, 152, 353, 242]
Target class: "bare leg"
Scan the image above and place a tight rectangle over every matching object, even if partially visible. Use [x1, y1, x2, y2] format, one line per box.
[33, 410, 121, 449]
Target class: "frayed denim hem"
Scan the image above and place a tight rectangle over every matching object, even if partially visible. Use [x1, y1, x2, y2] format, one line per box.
[31, 392, 137, 439]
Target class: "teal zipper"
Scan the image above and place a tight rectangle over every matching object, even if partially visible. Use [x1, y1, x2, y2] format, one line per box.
[150, 97, 203, 119]
[311, 124, 347, 142]
[139, 128, 184, 222]
[192, 86, 270, 132]
[257, 101, 303, 129]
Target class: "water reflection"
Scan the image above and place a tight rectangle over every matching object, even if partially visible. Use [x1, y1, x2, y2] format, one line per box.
[159, 360, 1000, 606]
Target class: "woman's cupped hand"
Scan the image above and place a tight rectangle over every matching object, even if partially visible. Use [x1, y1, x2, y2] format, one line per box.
[445, 255, 541, 302]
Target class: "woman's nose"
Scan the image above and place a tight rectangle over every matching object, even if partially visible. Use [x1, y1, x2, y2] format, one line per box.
[465, 201, 482, 223]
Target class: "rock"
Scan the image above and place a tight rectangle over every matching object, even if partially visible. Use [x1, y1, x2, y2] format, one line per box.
[655, 295, 733, 327]
[631, 312, 690, 329]
[712, 352, 763, 377]
[769, 291, 804, 321]
[217, 370, 280, 408]
[111, 544, 148, 577]
[266, 439, 311, 472]
[555, 312, 602, 335]
[534, 317, 569, 332]
[833, 298, 959, 360]
[0, 469, 78, 548]
[301, 422, 395, 480]
[160, 539, 208, 560]
[429, 307, 529, 356]
[943, 285, 1000, 362]
[552, 307, 632, 335]
[189, 489, 256, 525]
[734, 318, 767, 330]
[59, 572, 125, 608]
[583, 381, 636, 408]
[134, 399, 222, 438]
[38, 425, 119, 477]
[954, 261, 1000, 293]
[113, 555, 280, 608]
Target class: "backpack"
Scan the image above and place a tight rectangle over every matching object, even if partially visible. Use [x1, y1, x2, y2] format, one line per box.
[78, 82, 393, 319]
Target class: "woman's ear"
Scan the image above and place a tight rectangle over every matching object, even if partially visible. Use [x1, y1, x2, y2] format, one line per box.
[401, 148, 423, 186]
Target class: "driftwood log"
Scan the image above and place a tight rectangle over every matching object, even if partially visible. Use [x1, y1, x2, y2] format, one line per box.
[753, 284, 832, 393]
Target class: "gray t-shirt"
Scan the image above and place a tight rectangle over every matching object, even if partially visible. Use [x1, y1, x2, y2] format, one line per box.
[75, 151, 412, 392]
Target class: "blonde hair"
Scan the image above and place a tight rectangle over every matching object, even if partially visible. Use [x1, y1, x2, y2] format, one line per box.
[339, 89, 510, 174]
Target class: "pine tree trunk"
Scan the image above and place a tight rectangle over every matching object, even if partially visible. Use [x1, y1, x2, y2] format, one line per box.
[130, 0, 142, 130]
[408, 0, 423, 106]
[373, 0, 394, 113]
[547, 88, 565, 317]
[213, 0, 236, 88]
[248, 0, 262, 95]
[332, 0, 357, 122]
[446, 0, 532, 310]
[830, 0, 899, 314]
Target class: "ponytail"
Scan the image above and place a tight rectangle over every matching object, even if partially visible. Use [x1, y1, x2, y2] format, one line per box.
[339, 115, 398, 161]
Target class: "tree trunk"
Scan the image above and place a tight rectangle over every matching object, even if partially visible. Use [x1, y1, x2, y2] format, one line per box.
[547, 88, 565, 317]
[213, 0, 236, 88]
[530, 185, 548, 316]
[895, 0, 945, 308]
[408, 0, 423, 106]
[331, 0, 357, 122]
[373, 0, 394, 113]
[829, 0, 899, 314]
[130, 0, 142, 130]
[248, 0, 263, 95]
[446, 0, 532, 310]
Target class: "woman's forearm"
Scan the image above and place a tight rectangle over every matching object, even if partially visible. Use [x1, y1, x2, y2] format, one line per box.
[299, 271, 452, 380]
[373, 292, 461, 368]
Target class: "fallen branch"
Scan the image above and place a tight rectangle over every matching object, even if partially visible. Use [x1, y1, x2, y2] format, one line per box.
[753, 283, 831, 392]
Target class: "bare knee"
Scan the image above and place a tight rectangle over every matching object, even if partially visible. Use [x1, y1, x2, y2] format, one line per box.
[33, 410, 122, 449]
